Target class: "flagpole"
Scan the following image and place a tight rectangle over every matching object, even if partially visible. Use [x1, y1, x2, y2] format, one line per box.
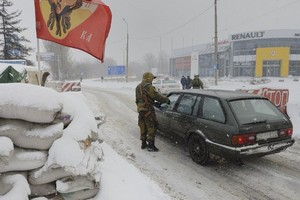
[123, 18, 129, 82]
[37, 38, 41, 72]
[37, 38, 41, 85]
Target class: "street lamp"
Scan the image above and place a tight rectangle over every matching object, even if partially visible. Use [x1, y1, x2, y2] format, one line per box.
[214, 0, 218, 85]
[123, 18, 129, 82]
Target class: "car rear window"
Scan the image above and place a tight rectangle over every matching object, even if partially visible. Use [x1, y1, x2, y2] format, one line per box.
[230, 98, 287, 125]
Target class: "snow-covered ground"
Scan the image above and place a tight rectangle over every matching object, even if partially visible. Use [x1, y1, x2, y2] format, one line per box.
[1, 76, 299, 199]
[81, 76, 300, 200]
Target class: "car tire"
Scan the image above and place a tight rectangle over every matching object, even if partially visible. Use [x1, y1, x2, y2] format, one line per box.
[188, 134, 209, 165]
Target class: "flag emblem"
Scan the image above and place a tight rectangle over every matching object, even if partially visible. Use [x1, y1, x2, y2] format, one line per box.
[35, 0, 112, 62]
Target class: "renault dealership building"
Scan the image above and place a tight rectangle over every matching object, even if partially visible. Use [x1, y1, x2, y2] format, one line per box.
[170, 29, 300, 78]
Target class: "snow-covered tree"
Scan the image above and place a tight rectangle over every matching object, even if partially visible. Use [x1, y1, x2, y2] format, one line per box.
[0, 0, 33, 60]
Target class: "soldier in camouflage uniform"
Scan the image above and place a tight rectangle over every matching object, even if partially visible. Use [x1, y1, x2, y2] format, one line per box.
[135, 72, 170, 152]
[192, 74, 204, 89]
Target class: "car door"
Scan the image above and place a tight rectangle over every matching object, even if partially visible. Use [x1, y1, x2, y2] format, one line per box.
[155, 93, 181, 133]
[199, 96, 232, 145]
[169, 94, 201, 139]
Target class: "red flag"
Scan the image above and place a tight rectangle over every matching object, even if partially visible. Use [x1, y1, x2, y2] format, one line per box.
[34, 0, 112, 62]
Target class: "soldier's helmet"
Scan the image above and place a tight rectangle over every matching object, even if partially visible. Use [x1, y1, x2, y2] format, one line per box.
[142, 72, 156, 82]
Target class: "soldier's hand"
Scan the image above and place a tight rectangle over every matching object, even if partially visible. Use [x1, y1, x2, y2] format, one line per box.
[167, 99, 171, 104]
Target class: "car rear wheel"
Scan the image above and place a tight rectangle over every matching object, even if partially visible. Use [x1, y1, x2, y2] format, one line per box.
[188, 134, 209, 165]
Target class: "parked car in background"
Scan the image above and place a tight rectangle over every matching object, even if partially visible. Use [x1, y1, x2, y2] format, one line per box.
[153, 78, 181, 95]
[154, 90, 295, 165]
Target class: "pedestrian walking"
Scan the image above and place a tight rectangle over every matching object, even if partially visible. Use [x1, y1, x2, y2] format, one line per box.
[180, 75, 187, 89]
[186, 76, 192, 89]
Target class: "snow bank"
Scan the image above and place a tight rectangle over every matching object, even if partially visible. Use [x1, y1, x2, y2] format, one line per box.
[0, 83, 102, 199]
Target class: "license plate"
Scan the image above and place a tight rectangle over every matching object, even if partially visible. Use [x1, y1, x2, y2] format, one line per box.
[256, 131, 278, 141]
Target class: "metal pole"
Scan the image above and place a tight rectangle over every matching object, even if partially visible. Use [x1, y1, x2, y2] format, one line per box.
[214, 0, 218, 85]
[37, 39, 41, 72]
[123, 18, 129, 82]
[57, 55, 60, 81]
[36, 39, 41, 85]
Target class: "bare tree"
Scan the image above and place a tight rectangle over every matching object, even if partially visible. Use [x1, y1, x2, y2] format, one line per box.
[73, 57, 117, 79]
[142, 52, 157, 72]
[42, 41, 73, 80]
[158, 50, 170, 75]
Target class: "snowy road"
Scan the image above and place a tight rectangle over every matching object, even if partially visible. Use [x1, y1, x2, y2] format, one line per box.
[82, 85, 300, 200]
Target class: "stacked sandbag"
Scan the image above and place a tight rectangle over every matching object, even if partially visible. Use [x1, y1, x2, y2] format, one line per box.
[0, 83, 103, 200]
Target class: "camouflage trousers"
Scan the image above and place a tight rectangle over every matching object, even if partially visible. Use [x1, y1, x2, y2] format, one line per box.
[138, 111, 158, 142]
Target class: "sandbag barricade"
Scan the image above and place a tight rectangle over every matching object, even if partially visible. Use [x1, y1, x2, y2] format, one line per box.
[0, 83, 103, 199]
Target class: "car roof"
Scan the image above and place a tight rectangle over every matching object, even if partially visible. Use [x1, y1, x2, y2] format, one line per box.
[170, 89, 266, 101]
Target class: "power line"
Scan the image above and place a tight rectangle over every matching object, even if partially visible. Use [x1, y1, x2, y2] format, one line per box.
[131, 4, 214, 40]
[220, 0, 300, 33]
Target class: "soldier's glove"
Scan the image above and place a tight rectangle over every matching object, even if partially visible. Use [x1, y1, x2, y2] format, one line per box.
[154, 101, 161, 108]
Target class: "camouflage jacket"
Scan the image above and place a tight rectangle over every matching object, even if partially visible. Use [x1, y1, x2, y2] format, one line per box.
[135, 81, 169, 113]
[192, 78, 204, 89]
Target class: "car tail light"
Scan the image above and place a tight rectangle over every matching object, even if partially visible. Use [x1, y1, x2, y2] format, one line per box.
[232, 133, 255, 146]
[279, 128, 293, 137]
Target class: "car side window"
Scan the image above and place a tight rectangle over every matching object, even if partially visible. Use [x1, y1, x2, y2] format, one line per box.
[202, 97, 225, 123]
[192, 96, 201, 117]
[166, 93, 181, 111]
[176, 94, 197, 115]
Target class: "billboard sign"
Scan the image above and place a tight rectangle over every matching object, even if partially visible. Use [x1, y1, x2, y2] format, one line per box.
[0, 59, 26, 65]
[239, 88, 289, 113]
[38, 52, 56, 61]
[108, 65, 125, 75]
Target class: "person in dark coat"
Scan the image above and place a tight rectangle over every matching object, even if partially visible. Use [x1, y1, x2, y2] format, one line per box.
[186, 76, 192, 89]
[180, 75, 187, 89]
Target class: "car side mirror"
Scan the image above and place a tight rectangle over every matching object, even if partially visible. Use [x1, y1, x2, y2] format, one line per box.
[160, 103, 169, 110]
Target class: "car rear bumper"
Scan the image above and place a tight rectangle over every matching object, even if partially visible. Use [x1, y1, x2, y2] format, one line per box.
[207, 138, 295, 158]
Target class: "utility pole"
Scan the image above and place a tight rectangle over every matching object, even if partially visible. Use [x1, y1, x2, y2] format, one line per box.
[123, 18, 129, 82]
[214, 0, 218, 85]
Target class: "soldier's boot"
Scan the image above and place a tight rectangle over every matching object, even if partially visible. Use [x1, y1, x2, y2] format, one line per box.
[147, 141, 159, 152]
[141, 140, 147, 149]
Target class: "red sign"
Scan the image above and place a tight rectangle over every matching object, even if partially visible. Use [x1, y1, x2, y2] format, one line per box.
[239, 88, 289, 113]
[34, 0, 112, 62]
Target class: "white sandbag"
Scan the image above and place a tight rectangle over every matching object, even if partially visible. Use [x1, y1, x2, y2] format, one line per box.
[51, 112, 73, 128]
[60, 92, 98, 141]
[30, 198, 48, 200]
[29, 183, 56, 198]
[0, 175, 12, 195]
[60, 188, 99, 200]
[0, 147, 47, 173]
[0, 137, 13, 165]
[28, 167, 73, 186]
[56, 176, 97, 194]
[37, 136, 103, 183]
[0, 83, 63, 123]
[0, 119, 63, 150]
[0, 172, 27, 195]
[0, 174, 30, 200]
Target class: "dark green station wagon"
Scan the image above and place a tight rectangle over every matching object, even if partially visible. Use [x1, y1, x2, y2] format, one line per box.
[155, 89, 295, 165]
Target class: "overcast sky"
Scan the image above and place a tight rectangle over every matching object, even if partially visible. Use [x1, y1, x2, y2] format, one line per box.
[12, 0, 300, 64]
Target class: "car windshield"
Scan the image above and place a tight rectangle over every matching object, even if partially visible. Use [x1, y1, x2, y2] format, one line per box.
[230, 98, 288, 125]
[162, 80, 177, 84]
[153, 80, 161, 84]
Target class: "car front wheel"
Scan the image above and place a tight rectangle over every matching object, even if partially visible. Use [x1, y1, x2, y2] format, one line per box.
[188, 134, 209, 165]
